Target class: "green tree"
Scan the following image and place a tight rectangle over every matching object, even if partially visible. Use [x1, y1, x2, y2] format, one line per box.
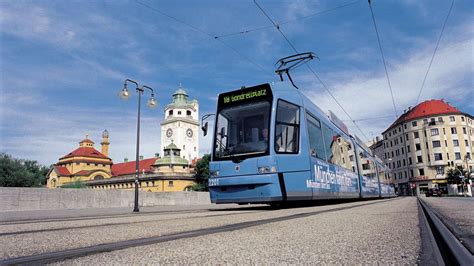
[446, 166, 467, 185]
[192, 154, 210, 191]
[0, 153, 51, 187]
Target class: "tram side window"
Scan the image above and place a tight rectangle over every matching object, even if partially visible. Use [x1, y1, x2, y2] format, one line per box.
[357, 147, 377, 180]
[321, 123, 354, 171]
[306, 112, 325, 160]
[275, 100, 300, 153]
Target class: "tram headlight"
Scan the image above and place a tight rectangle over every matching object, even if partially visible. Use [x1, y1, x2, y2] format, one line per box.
[210, 170, 220, 177]
[258, 166, 277, 173]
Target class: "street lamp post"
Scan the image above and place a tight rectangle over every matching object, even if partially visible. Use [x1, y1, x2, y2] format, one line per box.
[119, 79, 157, 212]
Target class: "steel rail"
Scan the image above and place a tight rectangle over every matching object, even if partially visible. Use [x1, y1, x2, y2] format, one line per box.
[0, 210, 261, 237]
[418, 198, 474, 265]
[0, 199, 396, 265]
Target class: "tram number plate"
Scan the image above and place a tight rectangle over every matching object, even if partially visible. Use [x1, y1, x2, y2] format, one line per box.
[209, 178, 219, 187]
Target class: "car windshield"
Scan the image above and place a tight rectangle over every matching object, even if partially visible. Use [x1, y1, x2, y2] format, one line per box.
[214, 101, 271, 160]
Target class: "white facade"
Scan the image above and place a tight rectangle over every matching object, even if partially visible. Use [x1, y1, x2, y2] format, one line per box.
[160, 87, 200, 161]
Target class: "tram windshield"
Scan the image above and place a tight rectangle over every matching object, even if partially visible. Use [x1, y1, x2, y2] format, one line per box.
[214, 101, 271, 161]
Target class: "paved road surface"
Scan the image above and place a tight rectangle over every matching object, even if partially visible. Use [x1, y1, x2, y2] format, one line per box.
[1, 198, 421, 264]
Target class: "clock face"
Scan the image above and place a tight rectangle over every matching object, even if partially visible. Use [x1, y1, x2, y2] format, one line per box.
[186, 128, 193, 138]
[166, 128, 173, 138]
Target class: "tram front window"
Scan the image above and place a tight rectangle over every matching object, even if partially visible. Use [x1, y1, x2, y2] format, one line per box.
[214, 101, 271, 160]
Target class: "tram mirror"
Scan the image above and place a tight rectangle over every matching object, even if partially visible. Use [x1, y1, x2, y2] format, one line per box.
[220, 127, 225, 138]
[202, 122, 208, 136]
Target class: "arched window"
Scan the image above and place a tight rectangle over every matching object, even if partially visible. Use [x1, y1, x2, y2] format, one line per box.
[186, 110, 191, 116]
[93, 175, 104, 180]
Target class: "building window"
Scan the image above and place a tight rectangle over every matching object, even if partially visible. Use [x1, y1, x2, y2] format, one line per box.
[455, 152, 461, 160]
[391, 151, 394, 157]
[410, 169, 414, 177]
[401, 147, 404, 154]
[403, 159, 406, 166]
[409, 157, 412, 165]
[169, 110, 173, 116]
[407, 145, 410, 152]
[419, 168, 425, 176]
[76, 162, 80, 165]
[463, 127, 467, 134]
[412, 121, 417, 127]
[449, 116, 455, 122]
[415, 143, 421, 151]
[178, 111, 182, 115]
[187, 110, 191, 116]
[438, 117, 443, 122]
[453, 139, 459, 146]
[417, 156, 423, 163]
[432, 140, 441, 147]
[436, 167, 444, 175]
[168, 181, 174, 187]
[461, 116, 465, 122]
[423, 118, 428, 124]
[414, 132, 419, 139]
[451, 127, 457, 134]
[430, 128, 439, 136]
[466, 140, 469, 146]
[194, 146, 196, 152]
[434, 153, 443, 161]
[404, 124, 407, 129]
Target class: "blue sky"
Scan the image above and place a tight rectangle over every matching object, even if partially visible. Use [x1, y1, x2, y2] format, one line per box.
[0, 0, 473, 166]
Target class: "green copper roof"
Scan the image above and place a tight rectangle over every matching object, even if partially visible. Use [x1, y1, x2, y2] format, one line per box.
[173, 88, 188, 97]
[154, 142, 189, 166]
[154, 156, 188, 166]
[165, 143, 179, 150]
[166, 86, 198, 109]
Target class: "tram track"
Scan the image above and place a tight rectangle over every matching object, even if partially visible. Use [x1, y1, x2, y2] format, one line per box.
[0, 198, 395, 265]
[0, 210, 262, 237]
[417, 198, 473, 265]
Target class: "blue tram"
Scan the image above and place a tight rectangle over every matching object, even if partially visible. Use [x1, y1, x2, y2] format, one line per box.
[207, 81, 395, 204]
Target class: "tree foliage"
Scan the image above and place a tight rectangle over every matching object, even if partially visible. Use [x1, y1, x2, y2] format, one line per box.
[0, 153, 51, 187]
[192, 154, 210, 191]
[446, 166, 467, 184]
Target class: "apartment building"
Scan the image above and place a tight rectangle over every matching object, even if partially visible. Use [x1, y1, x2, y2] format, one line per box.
[382, 99, 473, 195]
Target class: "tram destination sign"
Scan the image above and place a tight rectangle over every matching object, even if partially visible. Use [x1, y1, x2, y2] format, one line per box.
[218, 83, 273, 108]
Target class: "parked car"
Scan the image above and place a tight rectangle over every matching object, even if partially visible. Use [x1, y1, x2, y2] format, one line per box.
[425, 188, 442, 197]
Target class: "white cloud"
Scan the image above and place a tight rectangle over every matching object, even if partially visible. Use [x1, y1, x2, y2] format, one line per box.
[303, 29, 473, 141]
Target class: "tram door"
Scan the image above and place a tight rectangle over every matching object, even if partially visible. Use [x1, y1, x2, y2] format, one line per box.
[274, 100, 312, 200]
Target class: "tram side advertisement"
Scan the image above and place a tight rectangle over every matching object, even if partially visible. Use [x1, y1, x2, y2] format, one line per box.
[306, 159, 359, 193]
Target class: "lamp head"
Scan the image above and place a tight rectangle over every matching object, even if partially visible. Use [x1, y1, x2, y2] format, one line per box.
[147, 94, 157, 108]
[119, 84, 130, 100]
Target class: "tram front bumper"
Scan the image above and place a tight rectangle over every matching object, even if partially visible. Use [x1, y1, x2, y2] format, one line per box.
[209, 173, 282, 204]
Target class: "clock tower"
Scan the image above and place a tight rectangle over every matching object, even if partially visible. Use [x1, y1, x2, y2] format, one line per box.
[160, 85, 199, 161]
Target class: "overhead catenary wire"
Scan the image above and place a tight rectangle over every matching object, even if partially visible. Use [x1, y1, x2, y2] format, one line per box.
[367, 0, 398, 118]
[253, 0, 371, 142]
[215, 0, 362, 39]
[415, 0, 454, 105]
[134, 0, 275, 79]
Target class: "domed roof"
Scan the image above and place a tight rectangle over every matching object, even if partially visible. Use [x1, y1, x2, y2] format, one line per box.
[173, 88, 188, 97]
[384, 99, 462, 132]
[164, 142, 179, 150]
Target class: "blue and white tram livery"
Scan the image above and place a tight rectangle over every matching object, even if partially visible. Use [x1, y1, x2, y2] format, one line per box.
[208, 81, 395, 204]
